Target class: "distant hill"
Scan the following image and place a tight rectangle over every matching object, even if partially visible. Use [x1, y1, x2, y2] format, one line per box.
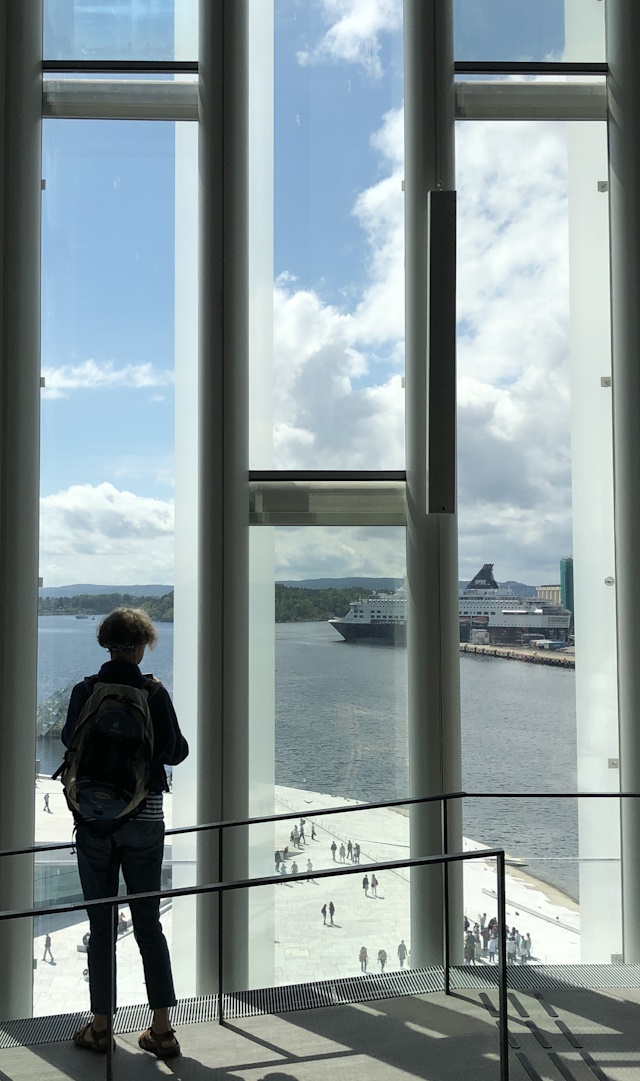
[39, 583, 172, 598]
[278, 577, 403, 591]
[279, 576, 537, 595]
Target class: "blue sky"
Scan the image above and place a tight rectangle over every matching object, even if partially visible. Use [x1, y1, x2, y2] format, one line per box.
[39, 0, 604, 587]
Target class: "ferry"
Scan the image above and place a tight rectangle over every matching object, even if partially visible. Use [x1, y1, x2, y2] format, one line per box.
[328, 564, 571, 645]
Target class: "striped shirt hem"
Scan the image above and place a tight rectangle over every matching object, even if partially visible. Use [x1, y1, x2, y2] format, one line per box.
[136, 793, 164, 821]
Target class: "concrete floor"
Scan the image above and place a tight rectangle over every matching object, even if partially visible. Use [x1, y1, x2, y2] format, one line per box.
[3, 985, 640, 1080]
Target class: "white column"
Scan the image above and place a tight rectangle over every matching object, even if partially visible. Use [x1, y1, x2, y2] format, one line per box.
[171, 0, 199, 997]
[404, 0, 463, 967]
[565, 0, 621, 963]
[606, 0, 640, 962]
[196, 0, 251, 993]
[246, 0, 275, 991]
[0, 0, 42, 1021]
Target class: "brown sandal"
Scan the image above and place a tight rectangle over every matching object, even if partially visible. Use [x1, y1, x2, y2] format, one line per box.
[138, 1026, 180, 1059]
[73, 1022, 113, 1053]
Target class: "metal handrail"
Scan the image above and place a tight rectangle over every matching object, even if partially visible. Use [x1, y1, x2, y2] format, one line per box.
[0, 845, 510, 1081]
[3, 787, 636, 860]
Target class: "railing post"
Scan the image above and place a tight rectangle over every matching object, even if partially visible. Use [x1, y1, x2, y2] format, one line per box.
[218, 827, 224, 1025]
[106, 899, 116, 1081]
[442, 798, 451, 995]
[496, 851, 509, 1081]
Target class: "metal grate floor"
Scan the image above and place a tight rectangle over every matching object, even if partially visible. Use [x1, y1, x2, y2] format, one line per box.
[2, 963, 640, 1050]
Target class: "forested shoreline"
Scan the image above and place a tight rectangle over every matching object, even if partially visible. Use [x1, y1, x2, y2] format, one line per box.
[38, 592, 174, 622]
[39, 584, 373, 624]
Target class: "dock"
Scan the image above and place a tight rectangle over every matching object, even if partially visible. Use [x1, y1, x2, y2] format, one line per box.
[460, 642, 575, 668]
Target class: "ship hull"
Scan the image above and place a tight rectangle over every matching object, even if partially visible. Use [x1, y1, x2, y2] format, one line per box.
[329, 620, 406, 644]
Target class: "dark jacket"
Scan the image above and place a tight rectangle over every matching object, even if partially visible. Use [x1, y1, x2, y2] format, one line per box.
[62, 659, 189, 793]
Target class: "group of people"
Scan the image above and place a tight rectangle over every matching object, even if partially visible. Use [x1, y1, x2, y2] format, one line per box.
[288, 817, 317, 849]
[463, 913, 533, 965]
[358, 940, 408, 972]
[330, 838, 361, 863]
[362, 873, 379, 897]
[321, 902, 336, 925]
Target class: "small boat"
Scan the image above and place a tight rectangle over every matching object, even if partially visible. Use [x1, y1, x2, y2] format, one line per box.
[75, 614, 89, 619]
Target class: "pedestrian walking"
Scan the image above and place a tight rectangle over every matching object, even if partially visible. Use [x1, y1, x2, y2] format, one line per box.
[306, 859, 313, 874]
[362, 874, 369, 896]
[371, 873, 378, 897]
[377, 948, 387, 972]
[329, 900, 335, 925]
[42, 933, 54, 963]
[506, 936, 517, 965]
[43, 792, 52, 813]
[480, 912, 486, 930]
[299, 820, 306, 843]
[526, 932, 532, 959]
[359, 946, 368, 972]
[311, 822, 317, 840]
[291, 860, 299, 875]
[275, 850, 282, 872]
[339, 843, 346, 862]
[474, 931, 482, 963]
[397, 940, 408, 968]
[61, 607, 187, 1059]
[488, 934, 498, 963]
[321, 903, 327, 925]
[331, 840, 337, 861]
[347, 839, 353, 860]
[354, 843, 360, 864]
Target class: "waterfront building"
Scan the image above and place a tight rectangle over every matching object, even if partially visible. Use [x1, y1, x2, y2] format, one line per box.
[561, 557, 575, 627]
[537, 585, 562, 606]
[1, 0, 639, 1042]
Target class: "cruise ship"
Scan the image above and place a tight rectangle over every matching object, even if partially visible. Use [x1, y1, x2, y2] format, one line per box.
[328, 564, 571, 645]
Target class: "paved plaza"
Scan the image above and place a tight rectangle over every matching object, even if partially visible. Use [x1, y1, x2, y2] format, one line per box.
[31, 780, 580, 1017]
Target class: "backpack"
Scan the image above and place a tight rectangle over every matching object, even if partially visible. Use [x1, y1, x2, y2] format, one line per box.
[55, 675, 158, 834]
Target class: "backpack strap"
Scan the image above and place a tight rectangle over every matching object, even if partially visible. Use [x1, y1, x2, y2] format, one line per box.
[141, 675, 162, 701]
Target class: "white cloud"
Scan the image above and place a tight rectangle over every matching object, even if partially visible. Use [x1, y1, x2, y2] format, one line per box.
[271, 105, 574, 583]
[297, 0, 402, 77]
[40, 482, 174, 586]
[42, 360, 174, 399]
[275, 526, 405, 582]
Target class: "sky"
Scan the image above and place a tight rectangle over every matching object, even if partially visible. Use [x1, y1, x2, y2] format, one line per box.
[39, 0, 606, 588]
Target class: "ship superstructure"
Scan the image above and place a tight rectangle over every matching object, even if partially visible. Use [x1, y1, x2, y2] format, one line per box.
[458, 564, 571, 644]
[328, 565, 571, 644]
[328, 584, 407, 643]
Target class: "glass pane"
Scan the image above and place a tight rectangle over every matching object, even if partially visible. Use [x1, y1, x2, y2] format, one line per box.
[37, 116, 194, 1011]
[249, 524, 406, 986]
[454, 0, 605, 64]
[456, 117, 616, 961]
[44, 0, 197, 62]
[266, 1, 405, 470]
[273, 527, 407, 802]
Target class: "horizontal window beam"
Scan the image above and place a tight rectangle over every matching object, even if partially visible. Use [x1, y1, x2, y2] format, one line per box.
[43, 78, 608, 123]
[43, 78, 198, 120]
[456, 80, 607, 121]
[249, 480, 406, 526]
[455, 60, 607, 76]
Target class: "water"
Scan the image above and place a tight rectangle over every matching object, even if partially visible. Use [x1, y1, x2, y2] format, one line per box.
[37, 616, 579, 898]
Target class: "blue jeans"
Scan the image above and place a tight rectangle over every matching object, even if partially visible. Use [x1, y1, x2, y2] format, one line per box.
[76, 819, 176, 1014]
